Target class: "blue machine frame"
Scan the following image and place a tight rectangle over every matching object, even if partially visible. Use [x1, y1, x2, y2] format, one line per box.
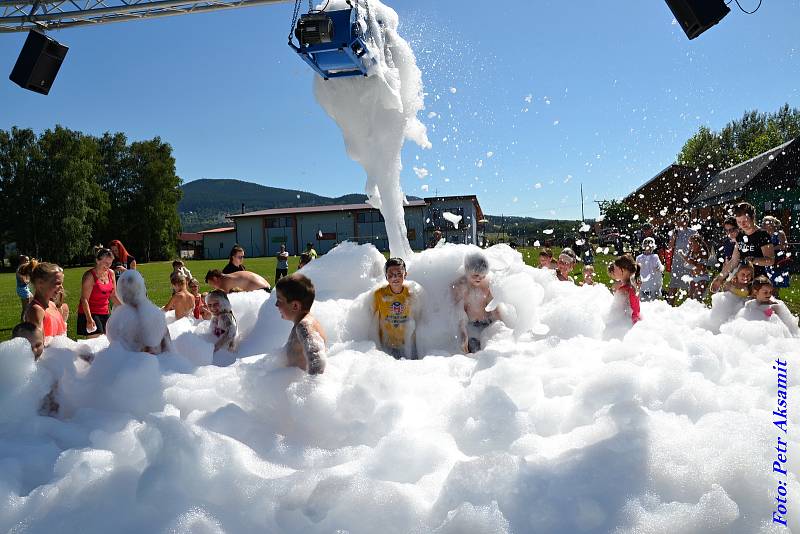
[289, 8, 375, 79]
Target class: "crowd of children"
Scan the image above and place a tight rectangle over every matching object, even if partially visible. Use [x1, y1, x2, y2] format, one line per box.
[8, 200, 797, 413]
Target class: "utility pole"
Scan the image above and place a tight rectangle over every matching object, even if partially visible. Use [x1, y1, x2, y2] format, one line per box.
[580, 183, 585, 222]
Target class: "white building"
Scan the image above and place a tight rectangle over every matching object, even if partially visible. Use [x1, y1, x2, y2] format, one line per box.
[199, 226, 237, 260]
[216, 195, 483, 257]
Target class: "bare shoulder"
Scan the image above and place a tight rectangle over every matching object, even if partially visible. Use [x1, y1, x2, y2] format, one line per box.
[297, 314, 327, 343]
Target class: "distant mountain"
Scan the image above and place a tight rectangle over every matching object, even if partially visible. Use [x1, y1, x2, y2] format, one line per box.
[179, 179, 416, 232]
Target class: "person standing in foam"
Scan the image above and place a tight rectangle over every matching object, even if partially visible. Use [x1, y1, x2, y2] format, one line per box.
[372, 257, 424, 360]
[205, 290, 239, 353]
[636, 237, 664, 302]
[707, 262, 754, 332]
[275, 274, 326, 374]
[106, 270, 173, 354]
[737, 276, 800, 336]
[452, 251, 500, 353]
[609, 255, 641, 325]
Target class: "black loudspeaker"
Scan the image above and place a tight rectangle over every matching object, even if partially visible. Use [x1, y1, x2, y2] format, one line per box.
[664, 0, 730, 40]
[9, 30, 69, 95]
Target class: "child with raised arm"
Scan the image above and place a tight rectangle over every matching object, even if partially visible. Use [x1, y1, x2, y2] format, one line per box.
[739, 276, 800, 335]
[609, 255, 641, 325]
[636, 237, 664, 302]
[205, 290, 239, 352]
[163, 271, 195, 320]
[452, 251, 498, 353]
[275, 274, 327, 374]
[372, 258, 423, 359]
[722, 262, 754, 299]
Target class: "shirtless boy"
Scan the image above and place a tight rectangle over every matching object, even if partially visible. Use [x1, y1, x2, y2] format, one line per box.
[452, 251, 498, 353]
[205, 269, 271, 293]
[163, 271, 195, 320]
[275, 273, 327, 374]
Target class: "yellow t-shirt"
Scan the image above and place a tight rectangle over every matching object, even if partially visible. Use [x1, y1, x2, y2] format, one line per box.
[374, 284, 412, 350]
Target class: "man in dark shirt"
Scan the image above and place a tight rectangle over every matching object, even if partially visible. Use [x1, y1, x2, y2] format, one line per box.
[711, 203, 774, 291]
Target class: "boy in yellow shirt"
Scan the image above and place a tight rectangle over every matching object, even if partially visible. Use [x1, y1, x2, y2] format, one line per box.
[372, 258, 423, 360]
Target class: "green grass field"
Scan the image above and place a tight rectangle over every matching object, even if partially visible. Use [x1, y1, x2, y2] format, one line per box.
[0, 256, 296, 341]
[1, 248, 796, 341]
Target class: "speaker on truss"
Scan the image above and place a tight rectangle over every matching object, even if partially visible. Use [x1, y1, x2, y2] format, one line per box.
[9, 30, 69, 95]
[664, 0, 730, 40]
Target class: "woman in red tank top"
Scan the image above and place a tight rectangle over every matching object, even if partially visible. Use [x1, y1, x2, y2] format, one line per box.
[21, 260, 67, 341]
[78, 248, 121, 337]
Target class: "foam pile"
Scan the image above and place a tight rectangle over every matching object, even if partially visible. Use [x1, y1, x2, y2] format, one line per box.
[313, 0, 431, 258]
[0, 242, 797, 533]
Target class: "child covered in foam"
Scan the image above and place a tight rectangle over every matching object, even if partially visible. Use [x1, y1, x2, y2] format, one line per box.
[371, 257, 424, 359]
[275, 274, 327, 374]
[736, 276, 800, 336]
[106, 270, 173, 354]
[205, 290, 239, 353]
[452, 251, 501, 353]
[707, 263, 754, 332]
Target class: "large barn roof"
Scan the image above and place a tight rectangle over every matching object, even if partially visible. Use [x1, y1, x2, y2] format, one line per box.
[693, 138, 798, 204]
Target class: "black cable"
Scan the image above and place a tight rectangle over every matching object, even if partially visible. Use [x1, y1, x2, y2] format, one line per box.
[734, 0, 762, 14]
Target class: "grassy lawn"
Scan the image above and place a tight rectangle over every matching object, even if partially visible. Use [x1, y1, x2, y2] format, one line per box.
[0, 256, 291, 342]
[1, 247, 796, 342]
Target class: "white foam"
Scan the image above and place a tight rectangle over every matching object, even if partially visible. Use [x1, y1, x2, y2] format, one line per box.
[0, 242, 797, 533]
[314, 0, 430, 259]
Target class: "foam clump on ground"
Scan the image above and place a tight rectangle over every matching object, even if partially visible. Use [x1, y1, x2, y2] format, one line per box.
[0, 242, 798, 533]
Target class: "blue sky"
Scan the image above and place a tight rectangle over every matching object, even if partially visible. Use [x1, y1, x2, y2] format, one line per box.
[1, 0, 797, 220]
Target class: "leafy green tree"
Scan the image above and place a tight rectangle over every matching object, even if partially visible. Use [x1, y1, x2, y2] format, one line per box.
[677, 104, 800, 169]
[123, 138, 183, 261]
[597, 199, 639, 237]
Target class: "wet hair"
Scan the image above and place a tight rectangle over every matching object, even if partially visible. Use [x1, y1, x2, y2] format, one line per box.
[762, 215, 781, 229]
[613, 254, 641, 285]
[464, 251, 489, 275]
[558, 248, 577, 264]
[688, 233, 709, 255]
[228, 245, 245, 262]
[733, 202, 755, 220]
[751, 275, 773, 294]
[172, 259, 185, 268]
[384, 257, 406, 274]
[205, 289, 232, 311]
[95, 247, 113, 261]
[539, 248, 554, 259]
[205, 269, 223, 283]
[19, 259, 62, 285]
[170, 271, 187, 286]
[275, 273, 316, 311]
[12, 321, 40, 339]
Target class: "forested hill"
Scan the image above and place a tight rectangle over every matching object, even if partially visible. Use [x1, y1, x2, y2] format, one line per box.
[179, 179, 371, 231]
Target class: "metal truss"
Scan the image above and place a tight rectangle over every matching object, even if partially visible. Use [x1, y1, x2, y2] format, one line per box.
[0, 0, 290, 33]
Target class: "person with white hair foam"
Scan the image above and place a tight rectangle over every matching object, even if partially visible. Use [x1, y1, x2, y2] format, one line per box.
[451, 250, 500, 353]
[636, 237, 664, 302]
[106, 270, 173, 354]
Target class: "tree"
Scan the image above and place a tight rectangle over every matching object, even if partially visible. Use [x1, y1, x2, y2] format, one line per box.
[677, 104, 800, 169]
[597, 199, 639, 239]
[123, 138, 182, 261]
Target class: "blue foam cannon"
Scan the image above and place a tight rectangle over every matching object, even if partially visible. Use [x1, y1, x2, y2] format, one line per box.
[288, 6, 376, 80]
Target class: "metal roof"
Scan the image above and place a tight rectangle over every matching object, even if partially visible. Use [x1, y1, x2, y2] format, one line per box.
[198, 226, 235, 234]
[693, 138, 798, 203]
[228, 200, 428, 219]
